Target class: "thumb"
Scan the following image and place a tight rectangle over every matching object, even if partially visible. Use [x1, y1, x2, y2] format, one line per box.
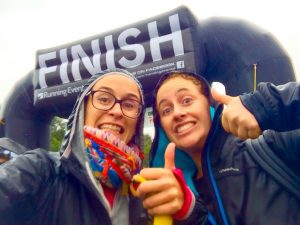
[211, 82, 232, 105]
[164, 142, 176, 169]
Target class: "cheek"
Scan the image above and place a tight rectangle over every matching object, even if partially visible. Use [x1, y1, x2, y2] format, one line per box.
[203, 110, 212, 125]
[125, 119, 138, 140]
[161, 118, 172, 136]
[200, 112, 212, 134]
[84, 102, 103, 126]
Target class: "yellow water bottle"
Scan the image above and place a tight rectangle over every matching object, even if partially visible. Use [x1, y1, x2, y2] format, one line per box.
[130, 174, 173, 225]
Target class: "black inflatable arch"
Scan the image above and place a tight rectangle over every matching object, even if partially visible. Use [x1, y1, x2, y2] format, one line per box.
[197, 17, 296, 95]
[0, 72, 51, 149]
[0, 6, 296, 149]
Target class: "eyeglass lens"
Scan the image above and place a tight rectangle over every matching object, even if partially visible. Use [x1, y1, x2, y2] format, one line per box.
[92, 91, 141, 118]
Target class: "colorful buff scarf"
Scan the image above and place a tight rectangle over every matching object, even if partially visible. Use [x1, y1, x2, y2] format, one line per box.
[84, 126, 144, 190]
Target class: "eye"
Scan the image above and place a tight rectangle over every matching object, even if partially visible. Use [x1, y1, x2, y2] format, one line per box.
[161, 106, 173, 117]
[122, 100, 138, 111]
[97, 97, 111, 105]
[95, 93, 113, 105]
[181, 96, 193, 105]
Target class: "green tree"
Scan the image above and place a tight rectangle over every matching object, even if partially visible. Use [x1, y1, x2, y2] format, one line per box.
[50, 117, 67, 152]
[143, 134, 153, 166]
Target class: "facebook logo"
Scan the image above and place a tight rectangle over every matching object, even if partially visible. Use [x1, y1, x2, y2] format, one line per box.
[176, 60, 185, 69]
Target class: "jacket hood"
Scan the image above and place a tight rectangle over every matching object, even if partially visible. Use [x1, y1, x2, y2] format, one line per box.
[60, 69, 145, 172]
[149, 71, 217, 195]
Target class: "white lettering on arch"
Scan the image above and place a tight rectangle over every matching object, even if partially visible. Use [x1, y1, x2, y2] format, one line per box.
[38, 52, 57, 88]
[71, 44, 101, 81]
[148, 14, 184, 62]
[118, 28, 145, 68]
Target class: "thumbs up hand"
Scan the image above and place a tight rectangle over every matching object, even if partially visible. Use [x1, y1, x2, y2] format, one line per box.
[164, 142, 176, 170]
[211, 85, 261, 140]
[136, 143, 184, 216]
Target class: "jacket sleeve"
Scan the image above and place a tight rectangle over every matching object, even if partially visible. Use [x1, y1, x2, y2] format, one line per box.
[0, 149, 58, 213]
[264, 129, 300, 172]
[175, 196, 211, 225]
[240, 82, 300, 131]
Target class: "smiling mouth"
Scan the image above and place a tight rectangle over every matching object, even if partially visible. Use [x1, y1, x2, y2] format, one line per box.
[176, 122, 195, 133]
[98, 124, 124, 134]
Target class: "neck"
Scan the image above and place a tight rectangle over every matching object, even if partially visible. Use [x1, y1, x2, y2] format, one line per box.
[189, 150, 203, 178]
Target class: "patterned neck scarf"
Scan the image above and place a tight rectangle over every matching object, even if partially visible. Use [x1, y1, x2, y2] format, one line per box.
[84, 126, 144, 189]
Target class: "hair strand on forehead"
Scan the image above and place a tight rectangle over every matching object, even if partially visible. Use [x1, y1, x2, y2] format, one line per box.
[159, 71, 210, 98]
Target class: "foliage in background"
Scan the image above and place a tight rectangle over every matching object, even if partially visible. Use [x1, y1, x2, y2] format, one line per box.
[143, 134, 152, 166]
[50, 117, 67, 152]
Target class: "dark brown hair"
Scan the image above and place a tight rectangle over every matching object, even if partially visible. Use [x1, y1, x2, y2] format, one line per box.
[156, 71, 210, 99]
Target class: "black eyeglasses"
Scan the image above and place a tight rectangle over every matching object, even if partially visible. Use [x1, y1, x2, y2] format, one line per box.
[87, 90, 143, 119]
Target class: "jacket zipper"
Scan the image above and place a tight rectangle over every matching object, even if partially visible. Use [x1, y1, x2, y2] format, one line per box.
[203, 107, 229, 225]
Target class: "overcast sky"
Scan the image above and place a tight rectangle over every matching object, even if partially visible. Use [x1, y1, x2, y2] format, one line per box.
[0, 0, 299, 106]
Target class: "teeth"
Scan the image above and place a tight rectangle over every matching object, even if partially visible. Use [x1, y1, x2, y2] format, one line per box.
[177, 122, 194, 133]
[100, 124, 122, 133]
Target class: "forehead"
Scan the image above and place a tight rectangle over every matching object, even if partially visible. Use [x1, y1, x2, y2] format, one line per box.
[93, 74, 137, 89]
[92, 74, 141, 96]
[157, 77, 199, 99]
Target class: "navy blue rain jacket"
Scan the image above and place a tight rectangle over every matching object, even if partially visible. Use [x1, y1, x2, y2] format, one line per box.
[150, 81, 300, 225]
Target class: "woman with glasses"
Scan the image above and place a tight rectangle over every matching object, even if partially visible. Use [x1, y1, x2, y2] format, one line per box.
[0, 69, 147, 225]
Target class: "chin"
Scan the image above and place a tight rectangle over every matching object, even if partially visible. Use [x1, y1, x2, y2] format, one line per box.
[123, 135, 133, 145]
[177, 138, 203, 151]
[176, 142, 195, 152]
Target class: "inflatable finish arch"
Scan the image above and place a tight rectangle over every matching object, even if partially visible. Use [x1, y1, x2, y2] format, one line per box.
[0, 6, 296, 150]
[197, 17, 295, 95]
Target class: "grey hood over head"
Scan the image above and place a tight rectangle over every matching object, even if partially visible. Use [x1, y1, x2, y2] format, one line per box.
[59, 68, 145, 180]
[57, 69, 146, 225]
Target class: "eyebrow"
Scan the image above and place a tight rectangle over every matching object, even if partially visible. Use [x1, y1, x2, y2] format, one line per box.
[96, 86, 140, 101]
[157, 87, 190, 108]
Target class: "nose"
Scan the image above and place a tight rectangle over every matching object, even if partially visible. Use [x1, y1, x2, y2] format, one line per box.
[108, 102, 123, 118]
[173, 104, 186, 119]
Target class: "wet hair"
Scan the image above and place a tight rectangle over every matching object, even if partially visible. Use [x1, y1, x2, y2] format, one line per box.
[154, 71, 211, 102]
[160, 71, 210, 99]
